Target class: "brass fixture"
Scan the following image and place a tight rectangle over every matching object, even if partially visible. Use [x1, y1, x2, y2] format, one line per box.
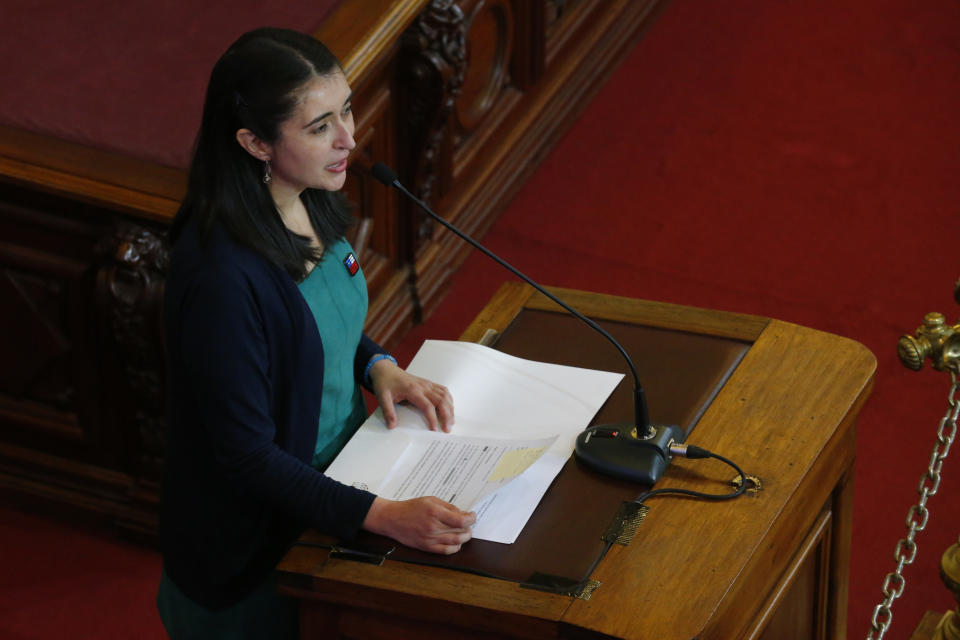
[878, 278, 960, 640]
[898, 310, 960, 373]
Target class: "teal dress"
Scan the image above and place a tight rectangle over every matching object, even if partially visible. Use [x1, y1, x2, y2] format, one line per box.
[156, 239, 370, 639]
[298, 238, 370, 470]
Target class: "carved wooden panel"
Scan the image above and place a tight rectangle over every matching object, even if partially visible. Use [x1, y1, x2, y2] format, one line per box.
[0, 182, 168, 533]
[449, 0, 517, 182]
[397, 0, 523, 259]
[455, 0, 514, 136]
[0, 188, 105, 458]
[397, 0, 467, 213]
[94, 220, 168, 482]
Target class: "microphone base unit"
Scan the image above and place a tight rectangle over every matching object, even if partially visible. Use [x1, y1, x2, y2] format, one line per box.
[574, 423, 686, 484]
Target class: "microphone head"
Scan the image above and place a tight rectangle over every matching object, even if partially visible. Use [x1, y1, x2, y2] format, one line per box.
[371, 162, 399, 186]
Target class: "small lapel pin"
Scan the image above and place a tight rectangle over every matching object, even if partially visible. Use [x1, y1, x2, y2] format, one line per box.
[343, 252, 360, 276]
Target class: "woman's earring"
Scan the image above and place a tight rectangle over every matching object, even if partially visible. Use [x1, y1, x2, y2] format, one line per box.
[262, 160, 272, 184]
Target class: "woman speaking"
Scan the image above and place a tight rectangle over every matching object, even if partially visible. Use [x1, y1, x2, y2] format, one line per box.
[158, 27, 475, 639]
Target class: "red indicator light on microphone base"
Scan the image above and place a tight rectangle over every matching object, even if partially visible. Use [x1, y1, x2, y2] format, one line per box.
[593, 428, 619, 438]
[584, 427, 620, 444]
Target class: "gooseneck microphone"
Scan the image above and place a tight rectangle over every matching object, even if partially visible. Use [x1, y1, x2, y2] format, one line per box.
[371, 162, 685, 484]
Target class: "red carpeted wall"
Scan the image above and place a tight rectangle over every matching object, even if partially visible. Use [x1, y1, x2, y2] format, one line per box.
[0, 0, 343, 168]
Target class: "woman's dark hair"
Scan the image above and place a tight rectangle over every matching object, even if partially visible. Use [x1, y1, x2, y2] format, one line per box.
[170, 27, 353, 281]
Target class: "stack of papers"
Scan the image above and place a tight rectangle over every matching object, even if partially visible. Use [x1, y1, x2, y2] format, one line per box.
[325, 340, 623, 543]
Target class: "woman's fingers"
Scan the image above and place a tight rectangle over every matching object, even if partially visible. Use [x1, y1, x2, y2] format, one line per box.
[432, 499, 476, 530]
[363, 496, 476, 555]
[373, 365, 455, 431]
[427, 529, 475, 554]
[432, 384, 455, 431]
[379, 388, 397, 428]
[418, 382, 453, 431]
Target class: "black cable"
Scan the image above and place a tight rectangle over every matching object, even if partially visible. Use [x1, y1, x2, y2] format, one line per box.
[633, 446, 750, 506]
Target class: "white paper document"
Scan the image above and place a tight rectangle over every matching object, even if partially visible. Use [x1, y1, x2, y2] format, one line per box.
[325, 340, 623, 543]
[378, 432, 558, 511]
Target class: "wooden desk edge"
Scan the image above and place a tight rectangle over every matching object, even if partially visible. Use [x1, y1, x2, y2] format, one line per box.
[276, 544, 574, 631]
[460, 282, 772, 344]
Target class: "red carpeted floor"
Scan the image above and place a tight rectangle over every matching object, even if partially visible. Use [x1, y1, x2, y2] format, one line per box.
[0, 508, 164, 639]
[2, 1, 959, 639]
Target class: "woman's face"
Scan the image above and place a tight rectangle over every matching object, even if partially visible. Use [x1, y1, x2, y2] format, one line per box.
[268, 71, 356, 195]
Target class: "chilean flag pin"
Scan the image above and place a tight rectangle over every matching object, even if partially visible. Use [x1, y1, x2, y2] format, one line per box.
[343, 252, 360, 276]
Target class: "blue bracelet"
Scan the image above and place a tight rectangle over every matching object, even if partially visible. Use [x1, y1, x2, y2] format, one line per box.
[364, 354, 397, 384]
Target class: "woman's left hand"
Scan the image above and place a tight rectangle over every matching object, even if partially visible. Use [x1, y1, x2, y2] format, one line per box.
[369, 358, 454, 432]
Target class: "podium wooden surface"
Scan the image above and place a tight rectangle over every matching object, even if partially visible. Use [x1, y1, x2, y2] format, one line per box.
[276, 283, 877, 640]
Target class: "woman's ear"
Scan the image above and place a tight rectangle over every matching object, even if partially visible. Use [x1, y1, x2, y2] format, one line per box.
[236, 129, 272, 162]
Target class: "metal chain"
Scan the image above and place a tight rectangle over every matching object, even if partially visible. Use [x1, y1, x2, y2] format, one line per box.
[867, 371, 959, 639]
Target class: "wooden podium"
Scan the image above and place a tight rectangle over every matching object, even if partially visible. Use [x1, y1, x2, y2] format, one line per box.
[276, 283, 876, 640]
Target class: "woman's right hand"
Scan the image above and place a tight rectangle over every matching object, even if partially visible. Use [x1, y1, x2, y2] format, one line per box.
[362, 496, 476, 554]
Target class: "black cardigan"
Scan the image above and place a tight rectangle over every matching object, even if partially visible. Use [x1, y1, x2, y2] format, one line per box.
[160, 223, 379, 609]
